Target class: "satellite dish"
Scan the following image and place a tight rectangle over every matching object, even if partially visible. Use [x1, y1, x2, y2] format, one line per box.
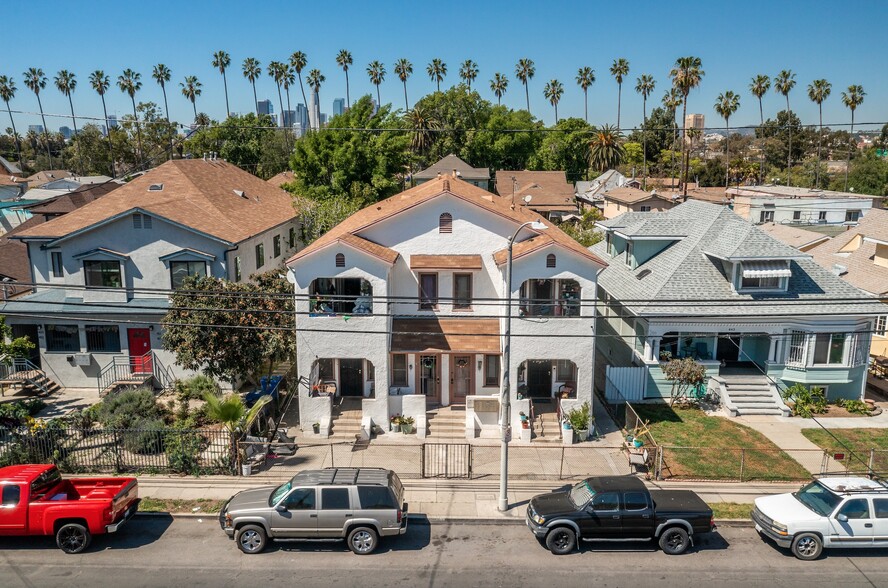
[523, 195, 533, 204]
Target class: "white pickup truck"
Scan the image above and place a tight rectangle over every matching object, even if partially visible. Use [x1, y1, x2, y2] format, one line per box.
[753, 475, 888, 560]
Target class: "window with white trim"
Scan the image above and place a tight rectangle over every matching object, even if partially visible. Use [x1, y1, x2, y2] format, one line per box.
[787, 331, 807, 366]
[812, 333, 846, 365]
[876, 316, 887, 337]
[760, 210, 774, 223]
[51, 251, 63, 278]
[845, 209, 861, 223]
[640, 205, 651, 212]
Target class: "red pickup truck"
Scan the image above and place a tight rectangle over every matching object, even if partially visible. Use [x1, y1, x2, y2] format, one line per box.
[0, 464, 140, 553]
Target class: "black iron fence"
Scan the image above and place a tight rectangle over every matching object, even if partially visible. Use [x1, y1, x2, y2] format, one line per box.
[0, 425, 233, 475]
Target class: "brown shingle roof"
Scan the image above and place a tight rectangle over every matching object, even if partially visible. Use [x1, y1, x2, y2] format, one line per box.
[684, 187, 730, 204]
[409, 254, 483, 270]
[758, 223, 830, 251]
[15, 160, 297, 244]
[267, 171, 295, 188]
[391, 318, 500, 353]
[604, 186, 673, 205]
[494, 170, 577, 211]
[338, 233, 399, 264]
[25, 170, 73, 188]
[808, 209, 888, 296]
[414, 154, 490, 181]
[20, 181, 120, 216]
[287, 175, 607, 268]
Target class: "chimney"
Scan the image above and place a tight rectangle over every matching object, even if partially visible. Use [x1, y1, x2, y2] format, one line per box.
[436, 172, 442, 179]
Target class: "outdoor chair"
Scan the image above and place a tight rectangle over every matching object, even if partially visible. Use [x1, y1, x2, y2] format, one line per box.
[628, 447, 650, 473]
[558, 381, 576, 398]
[243, 435, 269, 468]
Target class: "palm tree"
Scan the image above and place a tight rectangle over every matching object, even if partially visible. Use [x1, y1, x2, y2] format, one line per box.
[610, 58, 630, 129]
[842, 84, 866, 191]
[576, 67, 595, 123]
[54, 70, 84, 175]
[662, 88, 682, 186]
[588, 124, 625, 172]
[749, 74, 771, 184]
[405, 105, 441, 155]
[289, 52, 308, 114]
[306, 69, 325, 130]
[281, 64, 295, 129]
[427, 59, 447, 93]
[212, 50, 232, 118]
[635, 74, 656, 188]
[394, 58, 413, 111]
[715, 90, 741, 188]
[203, 391, 271, 467]
[117, 69, 143, 170]
[180, 75, 202, 122]
[0, 75, 22, 166]
[515, 58, 535, 113]
[242, 58, 261, 116]
[807, 79, 831, 187]
[88, 71, 115, 175]
[267, 62, 286, 128]
[335, 49, 353, 107]
[490, 73, 509, 106]
[366, 61, 386, 107]
[774, 69, 797, 181]
[543, 79, 564, 123]
[669, 56, 705, 196]
[23, 67, 53, 167]
[152, 64, 173, 160]
[459, 60, 478, 89]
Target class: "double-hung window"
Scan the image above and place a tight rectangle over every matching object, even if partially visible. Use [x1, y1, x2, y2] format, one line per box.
[84, 260, 122, 288]
[170, 261, 207, 289]
[813, 333, 846, 365]
[453, 273, 472, 310]
[484, 355, 500, 386]
[419, 273, 438, 309]
[391, 354, 408, 387]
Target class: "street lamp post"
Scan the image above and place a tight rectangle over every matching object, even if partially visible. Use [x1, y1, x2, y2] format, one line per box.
[499, 219, 547, 512]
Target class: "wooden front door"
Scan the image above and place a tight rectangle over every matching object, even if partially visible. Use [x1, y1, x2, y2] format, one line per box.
[451, 355, 473, 403]
[418, 355, 440, 404]
[339, 359, 364, 396]
[127, 328, 152, 373]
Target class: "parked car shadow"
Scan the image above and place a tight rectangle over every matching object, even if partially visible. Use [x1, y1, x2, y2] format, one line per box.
[268, 516, 431, 555]
[573, 531, 729, 555]
[0, 514, 173, 552]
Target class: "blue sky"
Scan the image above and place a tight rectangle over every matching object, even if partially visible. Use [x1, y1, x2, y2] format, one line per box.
[3, 0, 886, 134]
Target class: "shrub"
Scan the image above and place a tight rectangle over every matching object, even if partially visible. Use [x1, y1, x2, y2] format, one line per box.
[95, 388, 162, 429]
[175, 375, 221, 401]
[566, 402, 592, 431]
[0, 398, 47, 427]
[123, 418, 167, 454]
[782, 384, 828, 418]
[166, 427, 203, 475]
[837, 398, 871, 415]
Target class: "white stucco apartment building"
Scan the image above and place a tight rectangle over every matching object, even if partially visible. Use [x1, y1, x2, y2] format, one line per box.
[286, 175, 607, 440]
[728, 185, 878, 228]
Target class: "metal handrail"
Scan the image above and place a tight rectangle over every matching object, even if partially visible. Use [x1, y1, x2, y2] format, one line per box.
[97, 351, 157, 393]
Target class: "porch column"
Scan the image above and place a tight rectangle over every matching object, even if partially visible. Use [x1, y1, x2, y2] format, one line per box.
[768, 336, 777, 363]
[653, 338, 661, 362]
[643, 338, 653, 362]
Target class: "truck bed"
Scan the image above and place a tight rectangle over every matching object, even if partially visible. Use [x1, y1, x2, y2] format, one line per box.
[650, 489, 713, 534]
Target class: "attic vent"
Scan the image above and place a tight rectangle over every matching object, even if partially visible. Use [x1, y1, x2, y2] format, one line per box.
[439, 213, 452, 234]
[443, 179, 450, 191]
[133, 213, 152, 229]
[148, 183, 163, 191]
[335, 253, 345, 268]
[636, 269, 652, 280]
[233, 190, 247, 199]
[546, 254, 556, 268]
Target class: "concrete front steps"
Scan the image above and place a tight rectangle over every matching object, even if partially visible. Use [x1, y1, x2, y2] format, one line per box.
[531, 406, 563, 443]
[426, 406, 467, 440]
[330, 398, 364, 440]
[716, 374, 791, 417]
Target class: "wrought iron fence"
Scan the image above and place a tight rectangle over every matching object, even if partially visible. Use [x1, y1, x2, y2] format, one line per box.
[0, 426, 233, 475]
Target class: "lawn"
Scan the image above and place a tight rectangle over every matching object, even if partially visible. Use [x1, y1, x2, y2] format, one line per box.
[802, 428, 888, 472]
[710, 502, 754, 520]
[633, 404, 810, 482]
[139, 498, 225, 514]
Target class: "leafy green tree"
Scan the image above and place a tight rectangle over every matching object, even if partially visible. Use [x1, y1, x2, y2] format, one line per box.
[459, 60, 479, 89]
[412, 86, 489, 163]
[212, 50, 231, 117]
[807, 79, 831, 187]
[757, 110, 807, 173]
[490, 73, 508, 106]
[394, 58, 412, 111]
[242, 57, 261, 116]
[89, 70, 116, 175]
[623, 141, 643, 171]
[289, 96, 408, 202]
[842, 84, 866, 190]
[184, 113, 284, 178]
[661, 88, 683, 181]
[0, 316, 35, 362]
[468, 106, 541, 173]
[830, 149, 888, 196]
[203, 392, 271, 436]
[295, 195, 365, 244]
[405, 105, 440, 156]
[529, 117, 592, 182]
[117, 69, 144, 168]
[336, 49, 353, 107]
[575, 67, 595, 123]
[54, 70, 83, 175]
[560, 209, 604, 247]
[63, 124, 113, 175]
[610, 58, 629, 129]
[515, 58, 535, 113]
[628, 107, 675, 176]
[588, 124, 625, 172]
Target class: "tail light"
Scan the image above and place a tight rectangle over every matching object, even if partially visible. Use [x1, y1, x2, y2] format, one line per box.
[397, 509, 402, 524]
[710, 516, 715, 530]
[104, 507, 113, 522]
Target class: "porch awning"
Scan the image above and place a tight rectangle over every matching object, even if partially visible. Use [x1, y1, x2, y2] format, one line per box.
[742, 260, 792, 278]
[391, 318, 499, 353]
[409, 254, 483, 270]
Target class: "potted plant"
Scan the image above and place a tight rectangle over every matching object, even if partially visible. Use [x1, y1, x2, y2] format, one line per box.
[312, 422, 320, 434]
[519, 411, 528, 422]
[401, 416, 415, 434]
[566, 402, 591, 442]
[390, 414, 401, 433]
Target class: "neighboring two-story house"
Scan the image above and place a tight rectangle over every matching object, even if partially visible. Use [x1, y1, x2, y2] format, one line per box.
[413, 155, 490, 190]
[286, 174, 606, 440]
[0, 158, 300, 389]
[599, 187, 677, 220]
[728, 185, 878, 230]
[593, 200, 883, 415]
[494, 170, 579, 222]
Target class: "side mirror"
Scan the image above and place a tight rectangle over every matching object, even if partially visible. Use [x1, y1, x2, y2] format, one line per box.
[275, 504, 288, 512]
[837, 513, 848, 523]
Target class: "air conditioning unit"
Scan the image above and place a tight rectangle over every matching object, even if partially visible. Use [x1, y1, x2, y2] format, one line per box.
[73, 353, 92, 366]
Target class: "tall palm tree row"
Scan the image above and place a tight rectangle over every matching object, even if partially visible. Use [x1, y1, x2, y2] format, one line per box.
[490, 73, 508, 106]
[336, 49, 353, 107]
[427, 59, 447, 93]
[242, 58, 261, 117]
[749, 74, 770, 184]
[807, 79, 831, 187]
[669, 56, 704, 197]
[610, 58, 630, 130]
[0, 75, 23, 166]
[459, 60, 478, 90]
[714, 90, 740, 188]
[54, 70, 84, 175]
[515, 58, 535, 113]
[543, 79, 564, 122]
[152, 64, 173, 160]
[289, 52, 309, 115]
[634, 74, 655, 188]
[88, 70, 115, 176]
[394, 58, 412, 111]
[366, 61, 386, 107]
[774, 69, 797, 182]
[575, 66, 595, 123]
[306, 69, 325, 131]
[23, 67, 53, 167]
[842, 84, 865, 190]
[211, 50, 232, 118]
[117, 68, 143, 169]
[281, 64, 295, 129]
[180, 75, 202, 122]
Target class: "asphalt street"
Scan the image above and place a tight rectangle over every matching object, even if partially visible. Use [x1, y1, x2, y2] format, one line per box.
[2, 517, 888, 588]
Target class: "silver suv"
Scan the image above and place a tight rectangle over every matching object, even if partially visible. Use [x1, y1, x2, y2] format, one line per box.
[219, 468, 407, 555]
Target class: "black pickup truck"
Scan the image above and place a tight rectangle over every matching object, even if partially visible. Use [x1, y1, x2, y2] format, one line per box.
[526, 476, 714, 555]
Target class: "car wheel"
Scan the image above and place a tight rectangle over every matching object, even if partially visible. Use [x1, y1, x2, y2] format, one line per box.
[545, 527, 577, 555]
[791, 533, 823, 561]
[347, 526, 379, 555]
[659, 527, 690, 555]
[236, 524, 267, 554]
[56, 523, 91, 554]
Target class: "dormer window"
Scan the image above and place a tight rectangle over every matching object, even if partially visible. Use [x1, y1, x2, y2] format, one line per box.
[439, 212, 453, 234]
[738, 260, 791, 291]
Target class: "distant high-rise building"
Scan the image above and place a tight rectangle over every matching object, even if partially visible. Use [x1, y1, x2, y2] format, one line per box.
[684, 113, 705, 144]
[59, 126, 73, 140]
[320, 113, 327, 126]
[107, 115, 118, 129]
[269, 113, 279, 127]
[282, 110, 297, 128]
[28, 124, 44, 134]
[258, 99, 274, 117]
[332, 98, 345, 116]
[295, 104, 309, 136]
[309, 90, 321, 131]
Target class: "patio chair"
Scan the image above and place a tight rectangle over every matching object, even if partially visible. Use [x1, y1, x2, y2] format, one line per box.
[694, 342, 712, 360]
[558, 381, 576, 399]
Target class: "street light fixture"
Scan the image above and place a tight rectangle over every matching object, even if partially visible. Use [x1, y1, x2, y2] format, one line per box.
[499, 218, 547, 512]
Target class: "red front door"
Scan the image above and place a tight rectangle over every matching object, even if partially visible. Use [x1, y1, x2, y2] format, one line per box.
[127, 328, 153, 373]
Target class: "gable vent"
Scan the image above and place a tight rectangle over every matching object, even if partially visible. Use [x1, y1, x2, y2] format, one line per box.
[439, 212, 452, 234]
[133, 213, 153, 229]
[335, 253, 345, 268]
[546, 254, 556, 268]
[148, 183, 163, 191]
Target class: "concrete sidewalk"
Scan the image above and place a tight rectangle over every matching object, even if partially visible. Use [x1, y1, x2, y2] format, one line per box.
[136, 475, 798, 522]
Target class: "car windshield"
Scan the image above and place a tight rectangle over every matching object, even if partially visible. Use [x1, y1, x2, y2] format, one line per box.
[568, 480, 595, 508]
[794, 481, 841, 517]
[269, 482, 292, 506]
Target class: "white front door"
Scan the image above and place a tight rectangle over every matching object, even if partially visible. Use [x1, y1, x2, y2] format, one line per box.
[829, 498, 874, 546]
